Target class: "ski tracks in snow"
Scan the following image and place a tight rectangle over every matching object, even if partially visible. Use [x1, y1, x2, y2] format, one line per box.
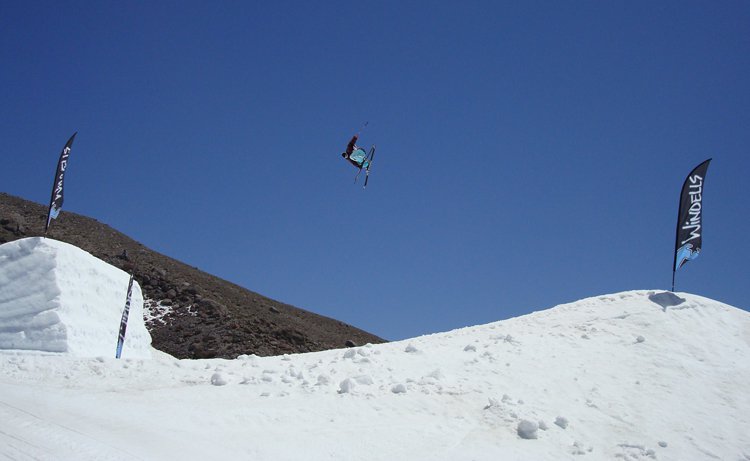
[0, 395, 140, 461]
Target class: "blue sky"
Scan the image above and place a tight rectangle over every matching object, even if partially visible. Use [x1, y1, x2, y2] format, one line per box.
[2, 1, 749, 340]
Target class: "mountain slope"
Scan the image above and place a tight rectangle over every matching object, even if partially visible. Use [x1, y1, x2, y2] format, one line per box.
[0, 192, 384, 358]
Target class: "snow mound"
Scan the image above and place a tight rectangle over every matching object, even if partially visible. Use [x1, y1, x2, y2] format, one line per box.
[1, 275, 749, 459]
[0, 237, 151, 358]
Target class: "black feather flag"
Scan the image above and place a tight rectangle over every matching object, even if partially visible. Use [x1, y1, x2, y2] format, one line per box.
[45, 132, 77, 234]
[672, 158, 711, 291]
[116, 274, 135, 359]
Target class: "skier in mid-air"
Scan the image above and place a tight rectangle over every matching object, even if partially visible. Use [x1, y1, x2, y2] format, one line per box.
[341, 126, 376, 187]
[341, 134, 367, 169]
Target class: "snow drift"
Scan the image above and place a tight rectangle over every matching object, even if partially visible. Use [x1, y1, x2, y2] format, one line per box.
[1, 238, 748, 460]
[0, 237, 151, 358]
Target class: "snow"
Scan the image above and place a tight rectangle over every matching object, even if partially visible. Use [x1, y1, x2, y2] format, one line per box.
[517, 420, 539, 439]
[1, 239, 750, 460]
[0, 237, 151, 358]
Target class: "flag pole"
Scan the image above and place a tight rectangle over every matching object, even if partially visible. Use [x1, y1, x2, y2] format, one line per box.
[671, 191, 681, 292]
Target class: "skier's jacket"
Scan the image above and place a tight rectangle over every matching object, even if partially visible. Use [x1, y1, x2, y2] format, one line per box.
[342, 135, 367, 168]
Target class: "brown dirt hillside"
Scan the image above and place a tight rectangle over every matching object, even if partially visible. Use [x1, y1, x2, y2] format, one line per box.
[1, 192, 385, 359]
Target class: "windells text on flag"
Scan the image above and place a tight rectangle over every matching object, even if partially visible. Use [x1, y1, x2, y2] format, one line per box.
[116, 274, 135, 359]
[673, 158, 712, 274]
[45, 132, 77, 234]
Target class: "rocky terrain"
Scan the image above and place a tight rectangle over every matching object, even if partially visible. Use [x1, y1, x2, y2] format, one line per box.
[0, 192, 385, 359]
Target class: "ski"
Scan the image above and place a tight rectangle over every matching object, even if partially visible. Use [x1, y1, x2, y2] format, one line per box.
[363, 145, 376, 188]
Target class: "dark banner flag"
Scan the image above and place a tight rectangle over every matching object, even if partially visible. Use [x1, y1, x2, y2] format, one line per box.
[45, 132, 77, 234]
[116, 274, 135, 359]
[672, 158, 711, 291]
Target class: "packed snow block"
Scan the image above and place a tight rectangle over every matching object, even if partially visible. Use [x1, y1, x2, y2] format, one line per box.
[0, 237, 152, 358]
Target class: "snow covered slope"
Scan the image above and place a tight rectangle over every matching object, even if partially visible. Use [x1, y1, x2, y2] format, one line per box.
[0, 238, 748, 460]
[0, 289, 747, 460]
[0, 237, 151, 358]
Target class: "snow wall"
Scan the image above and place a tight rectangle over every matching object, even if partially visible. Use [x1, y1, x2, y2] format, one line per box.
[0, 237, 152, 358]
